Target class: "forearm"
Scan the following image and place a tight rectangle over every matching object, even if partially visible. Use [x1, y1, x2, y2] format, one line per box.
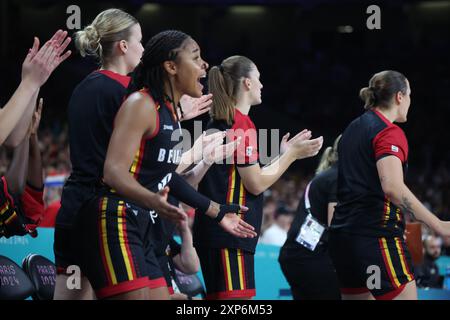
[388, 183, 442, 233]
[179, 160, 211, 188]
[27, 134, 43, 188]
[0, 81, 39, 145]
[104, 165, 157, 210]
[178, 232, 200, 274]
[176, 149, 194, 173]
[166, 172, 219, 219]
[5, 139, 30, 194]
[254, 152, 296, 193]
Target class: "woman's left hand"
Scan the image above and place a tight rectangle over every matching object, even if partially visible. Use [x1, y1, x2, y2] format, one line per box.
[179, 94, 213, 121]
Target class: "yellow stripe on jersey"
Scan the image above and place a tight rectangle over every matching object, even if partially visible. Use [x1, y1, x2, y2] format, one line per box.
[117, 201, 134, 281]
[4, 213, 16, 224]
[381, 237, 401, 288]
[228, 165, 236, 204]
[395, 237, 413, 282]
[383, 200, 391, 227]
[129, 148, 141, 176]
[224, 249, 233, 291]
[237, 249, 245, 290]
[101, 198, 118, 285]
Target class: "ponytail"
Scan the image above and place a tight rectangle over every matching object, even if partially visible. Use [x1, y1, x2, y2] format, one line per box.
[315, 134, 341, 174]
[208, 66, 235, 125]
[208, 55, 255, 125]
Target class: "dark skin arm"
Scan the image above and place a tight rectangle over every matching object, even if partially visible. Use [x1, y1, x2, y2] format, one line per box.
[103, 92, 187, 222]
[26, 99, 43, 189]
[104, 92, 256, 238]
[4, 98, 43, 194]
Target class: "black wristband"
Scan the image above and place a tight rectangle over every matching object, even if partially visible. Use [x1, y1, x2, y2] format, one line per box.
[214, 204, 241, 223]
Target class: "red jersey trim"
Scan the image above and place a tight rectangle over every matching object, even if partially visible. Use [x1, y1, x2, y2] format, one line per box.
[97, 70, 131, 88]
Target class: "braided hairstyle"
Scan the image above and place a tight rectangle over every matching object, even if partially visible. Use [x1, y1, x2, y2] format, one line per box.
[128, 30, 191, 114]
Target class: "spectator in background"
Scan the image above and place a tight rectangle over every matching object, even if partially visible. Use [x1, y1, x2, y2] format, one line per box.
[259, 206, 294, 246]
[442, 236, 450, 256]
[415, 235, 444, 289]
[261, 196, 277, 235]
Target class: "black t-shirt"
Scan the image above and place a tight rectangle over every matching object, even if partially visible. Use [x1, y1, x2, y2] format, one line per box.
[283, 166, 338, 252]
[330, 110, 409, 238]
[194, 110, 264, 253]
[56, 70, 130, 227]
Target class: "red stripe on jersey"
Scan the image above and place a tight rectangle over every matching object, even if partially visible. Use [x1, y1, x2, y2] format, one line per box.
[97, 70, 131, 88]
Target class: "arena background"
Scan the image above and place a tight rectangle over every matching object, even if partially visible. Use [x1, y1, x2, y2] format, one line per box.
[1, 0, 450, 300]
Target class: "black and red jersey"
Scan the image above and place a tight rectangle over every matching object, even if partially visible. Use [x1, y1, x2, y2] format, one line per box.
[331, 109, 409, 238]
[127, 89, 183, 191]
[68, 70, 130, 183]
[57, 70, 130, 228]
[194, 109, 264, 253]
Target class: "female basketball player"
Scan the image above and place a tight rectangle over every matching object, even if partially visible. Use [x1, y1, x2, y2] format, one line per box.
[193, 55, 324, 300]
[279, 135, 341, 300]
[53, 10, 223, 300]
[329, 70, 450, 300]
[71, 30, 256, 300]
[1, 98, 45, 238]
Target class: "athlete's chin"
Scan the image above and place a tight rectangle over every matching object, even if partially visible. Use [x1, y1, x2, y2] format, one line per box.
[252, 97, 263, 106]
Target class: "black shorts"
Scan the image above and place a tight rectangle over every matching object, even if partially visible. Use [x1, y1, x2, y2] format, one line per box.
[278, 244, 341, 300]
[197, 247, 255, 299]
[157, 255, 175, 294]
[329, 231, 415, 300]
[73, 194, 166, 299]
[54, 180, 97, 272]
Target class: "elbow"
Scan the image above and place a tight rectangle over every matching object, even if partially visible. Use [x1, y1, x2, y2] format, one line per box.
[103, 163, 120, 189]
[381, 182, 404, 201]
[3, 136, 21, 149]
[183, 259, 200, 275]
[243, 181, 264, 196]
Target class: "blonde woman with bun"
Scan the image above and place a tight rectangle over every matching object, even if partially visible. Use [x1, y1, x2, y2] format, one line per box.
[53, 8, 142, 300]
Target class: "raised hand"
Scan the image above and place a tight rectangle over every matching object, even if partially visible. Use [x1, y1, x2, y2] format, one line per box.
[179, 94, 213, 121]
[191, 131, 226, 164]
[287, 132, 324, 160]
[204, 137, 241, 165]
[21, 30, 72, 89]
[280, 129, 309, 154]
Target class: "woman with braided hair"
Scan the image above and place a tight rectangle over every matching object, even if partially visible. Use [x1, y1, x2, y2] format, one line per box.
[54, 9, 222, 300]
[74, 30, 257, 300]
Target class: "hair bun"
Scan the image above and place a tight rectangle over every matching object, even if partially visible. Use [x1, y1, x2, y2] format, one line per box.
[75, 24, 102, 58]
[84, 25, 101, 44]
[359, 86, 377, 110]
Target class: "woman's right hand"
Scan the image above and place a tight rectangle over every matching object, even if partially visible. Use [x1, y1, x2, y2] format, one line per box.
[286, 131, 324, 160]
[150, 186, 187, 223]
[21, 30, 72, 89]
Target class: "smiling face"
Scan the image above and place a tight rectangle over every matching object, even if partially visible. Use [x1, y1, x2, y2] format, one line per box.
[172, 38, 209, 98]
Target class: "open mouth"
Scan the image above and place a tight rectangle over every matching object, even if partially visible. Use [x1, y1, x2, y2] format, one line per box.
[197, 74, 207, 90]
